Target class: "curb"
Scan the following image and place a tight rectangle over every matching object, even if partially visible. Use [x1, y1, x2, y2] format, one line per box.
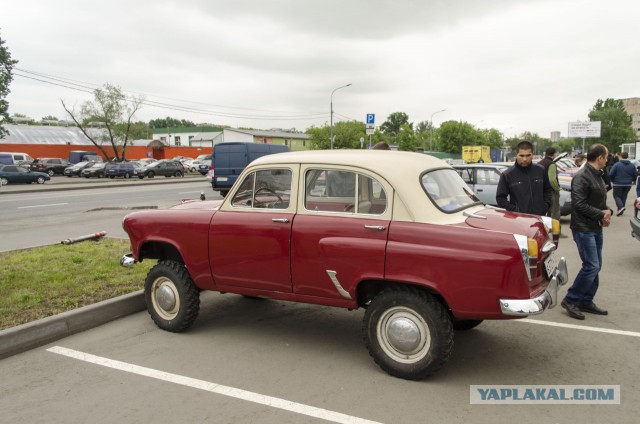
[0, 290, 146, 359]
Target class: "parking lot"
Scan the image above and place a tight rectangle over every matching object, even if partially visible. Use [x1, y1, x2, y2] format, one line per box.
[0, 186, 639, 423]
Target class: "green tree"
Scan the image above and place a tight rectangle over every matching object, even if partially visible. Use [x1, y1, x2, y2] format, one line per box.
[477, 128, 504, 150]
[121, 121, 150, 140]
[588, 98, 635, 153]
[436, 120, 476, 154]
[396, 124, 418, 151]
[0, 31, 18, 138]
[306, 121, 366, 150]
[149, 117, 196, 129]
[41, 115, 58, 121]
[380, 112, 412, 138]
[62, 83, 144, 161]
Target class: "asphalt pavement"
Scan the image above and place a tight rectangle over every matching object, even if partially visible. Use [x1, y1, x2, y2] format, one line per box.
[0, 173, 213, 358]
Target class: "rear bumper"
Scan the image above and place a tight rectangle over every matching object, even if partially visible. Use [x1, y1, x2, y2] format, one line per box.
[499, 257, 568, 316]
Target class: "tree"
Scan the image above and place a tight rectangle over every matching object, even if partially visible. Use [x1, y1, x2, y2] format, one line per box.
[41, 115, 58, 121]
[435, 121, 476, 153]
[588, 98, 635, 153]
[306, 121, 366, 149]
[0, 31, 18, 138]
[380, 112, 412, 138]
[414, 120, 432, 150]
[149, 117, 195, 129]
[62, 83, 144, 161]
[396, 124, 418, 151]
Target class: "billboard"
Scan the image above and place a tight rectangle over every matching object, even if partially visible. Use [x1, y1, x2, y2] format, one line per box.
[568, 121, 601, 138]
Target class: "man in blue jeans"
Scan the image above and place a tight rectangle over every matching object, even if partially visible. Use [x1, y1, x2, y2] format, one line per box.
[609, 151, 638, 215]
[562, 144, 613, 320]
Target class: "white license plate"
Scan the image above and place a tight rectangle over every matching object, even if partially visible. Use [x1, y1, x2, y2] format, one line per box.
[217, 177, 228, 182]
[544, 251, 559, 277]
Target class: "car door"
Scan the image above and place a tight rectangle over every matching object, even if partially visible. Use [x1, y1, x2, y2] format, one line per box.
[210, 166, 296, 292]
[291, 167, 390, 301]
[473, 167, 504, 206]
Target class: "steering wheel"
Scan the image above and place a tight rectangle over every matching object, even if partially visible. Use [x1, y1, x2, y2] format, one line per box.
[255, 187, 284, 206]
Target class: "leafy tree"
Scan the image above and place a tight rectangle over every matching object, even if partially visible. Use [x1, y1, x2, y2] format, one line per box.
[62, 83, 144, 161]
[380, 112, 412, 138]
[477, 128, 504, 150]
[588, 98, 635, 153]
[396, 124, 418, 151]
[41, 115, 58, 121]
[435, 120, 476, 154]
[123, 121, 150, 140]
[0, 31, 18, 138]
[306, 121, 366, 149]
[414, 120, 433, 150]
[149, 117, 196, 129]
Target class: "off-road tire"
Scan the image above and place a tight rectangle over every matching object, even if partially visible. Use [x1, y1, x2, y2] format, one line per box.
[144, 260, 200, 332]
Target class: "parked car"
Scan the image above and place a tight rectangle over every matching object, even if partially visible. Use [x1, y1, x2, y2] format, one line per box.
[453, 163, 572, 216]
[182, 159, 206, 172]
[0, 152, 34, 165]
[120, 150, 567, 380]
[64, 161, 97, 177]
[631, 197, 640, 242]
[137, 160, 184, 179]
[210, 142, 290, 196]
[0, 164, 50, 185]
[137, 158, 158, 165]
[81, 162, 107, 178]
[104, 161, 140, 179]
[30, 158, 72, 176]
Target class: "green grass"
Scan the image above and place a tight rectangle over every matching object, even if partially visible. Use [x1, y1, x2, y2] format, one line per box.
[0, 238, 154, 330]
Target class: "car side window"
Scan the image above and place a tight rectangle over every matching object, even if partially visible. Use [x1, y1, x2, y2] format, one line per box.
[456, 168, 473, 184]
[231, 169, 292, 209]
[476, 169, 501, 185]
[305, 169, 386, 215]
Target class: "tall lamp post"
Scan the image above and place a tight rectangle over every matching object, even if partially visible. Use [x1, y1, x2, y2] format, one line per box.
[429, 109, 446, 151]
[330, 83, 352, 149]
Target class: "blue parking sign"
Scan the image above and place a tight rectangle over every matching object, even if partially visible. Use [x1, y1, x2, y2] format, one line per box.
[366, 114, 375, 124]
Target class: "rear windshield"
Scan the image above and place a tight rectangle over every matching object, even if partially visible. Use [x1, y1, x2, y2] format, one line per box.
[420, 169, 480, 213]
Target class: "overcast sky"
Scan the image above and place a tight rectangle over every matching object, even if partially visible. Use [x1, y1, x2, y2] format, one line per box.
[3, 0, 638, 138]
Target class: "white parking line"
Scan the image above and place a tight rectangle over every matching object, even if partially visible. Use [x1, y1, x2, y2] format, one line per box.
[17, 202, 69, 209]
[47, 346, 382, 424]
[517, 319, 640, 337]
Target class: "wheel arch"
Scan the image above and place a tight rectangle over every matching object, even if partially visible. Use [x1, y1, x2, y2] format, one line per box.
[138, 240, 184, 264]
[356, 279, 451, 312]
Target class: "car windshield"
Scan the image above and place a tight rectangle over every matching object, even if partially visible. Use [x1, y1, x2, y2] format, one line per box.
[421, 169, 480, 213]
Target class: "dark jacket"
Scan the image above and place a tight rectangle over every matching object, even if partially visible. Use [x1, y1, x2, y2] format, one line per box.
[496, 162, 552, 215]
[570, 163, 611, 232]
[609, 159, 638, 186]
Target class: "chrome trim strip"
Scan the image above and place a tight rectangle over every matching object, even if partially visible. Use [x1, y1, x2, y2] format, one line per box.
[499, 257, 567, 316]
[326, 270, 353, 300]
[463, 211, 487, 219]
[541, 240, 556, 253]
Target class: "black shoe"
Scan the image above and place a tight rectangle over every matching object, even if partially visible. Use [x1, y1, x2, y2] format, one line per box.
[617, 207, 625, 216]
[561, 299, 585, 320]
[578, 302, 608, 315]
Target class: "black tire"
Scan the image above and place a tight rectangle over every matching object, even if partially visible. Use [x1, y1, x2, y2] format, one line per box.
[148, 171, 155, 178]
[453, 319, 483, 331]
[144, 260, 200, 332]
[124, 173, 130, 179]
[47, 169, 55, 177]
[175, 171, 182, 177]
[362, 286, 453, 380]
[36, 176, 46, 184]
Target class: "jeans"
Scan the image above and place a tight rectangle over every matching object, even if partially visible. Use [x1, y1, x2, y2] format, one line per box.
[612, 185, 632, 210]
[565, 230, 603, 305]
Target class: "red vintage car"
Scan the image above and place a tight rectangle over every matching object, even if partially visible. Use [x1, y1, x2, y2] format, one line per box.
[121, 150, 567, 380]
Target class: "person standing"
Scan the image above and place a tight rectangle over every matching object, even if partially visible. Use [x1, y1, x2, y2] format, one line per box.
[538, 147, 561, 220]
[496, 140, 552, 215]
[609, 151, 638, 215]
[561, 143, 612, 320]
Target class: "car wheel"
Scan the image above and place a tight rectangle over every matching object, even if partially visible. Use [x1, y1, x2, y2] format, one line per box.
[191, 167, 196, 172]
[175, 171, 182, 177]
[362, 286, 453, 380]
[148, 171, 155, 178]
[36, 176, 46, 184]
[452, 319, 483, 331]
[144, 260, 200, 332]
[47, 169, 55, 177]
[0, 177, 8, 186]
[124, 173, 130, 179]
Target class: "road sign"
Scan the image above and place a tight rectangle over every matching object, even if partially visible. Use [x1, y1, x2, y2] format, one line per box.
[366, 114, 375, 124]
[568, 121, 601, 138]
[366, 127, 375, 135]
[366, 123, 375, 130]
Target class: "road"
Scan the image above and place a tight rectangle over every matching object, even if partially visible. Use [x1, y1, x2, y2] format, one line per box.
[0, 184, 639, 423]
[0, 177, 218, 251]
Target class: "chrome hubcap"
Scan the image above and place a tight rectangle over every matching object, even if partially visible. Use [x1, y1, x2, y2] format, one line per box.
[156, 284, 176, 312]
[377, 306, 430, 363]
[387, 316, 421, 353]
[152, 277, 179, 319]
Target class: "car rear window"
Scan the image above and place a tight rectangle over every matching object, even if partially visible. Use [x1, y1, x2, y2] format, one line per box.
[421, 169, 480, 213]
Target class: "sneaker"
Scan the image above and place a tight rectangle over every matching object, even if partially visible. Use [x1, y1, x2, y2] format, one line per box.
[561, 299, 585, 320]
[617, 207, 625, 216]
[578, 302, 608, 315]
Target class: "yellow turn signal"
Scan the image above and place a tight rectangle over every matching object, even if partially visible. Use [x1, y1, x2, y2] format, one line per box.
[527, 238, 539, 257]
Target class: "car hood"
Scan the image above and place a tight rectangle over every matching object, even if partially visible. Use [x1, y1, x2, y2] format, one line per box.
[170, 199, 223, 211]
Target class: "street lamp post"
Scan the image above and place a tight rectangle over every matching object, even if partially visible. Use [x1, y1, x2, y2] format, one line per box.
[429, 109, 446, 151]
[330, 83, 352, 149]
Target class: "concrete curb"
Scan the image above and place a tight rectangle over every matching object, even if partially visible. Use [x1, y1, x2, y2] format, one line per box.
[0, 290, 146, 359]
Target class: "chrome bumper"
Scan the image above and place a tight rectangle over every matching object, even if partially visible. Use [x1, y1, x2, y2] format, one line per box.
[120, 253, 136, 268]
[499, 257, 568, 316]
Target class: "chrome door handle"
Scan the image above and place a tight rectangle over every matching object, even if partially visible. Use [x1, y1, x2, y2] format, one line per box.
[272, 218, 289, 223]
[364, 225, 386, 231]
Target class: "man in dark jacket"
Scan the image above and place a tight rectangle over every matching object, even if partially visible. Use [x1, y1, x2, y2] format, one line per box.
[609, 151, 638, 215]
[496, 141, 552, 215]
[561, 144, 612, 320]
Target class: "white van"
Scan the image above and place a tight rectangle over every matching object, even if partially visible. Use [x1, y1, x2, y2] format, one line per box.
[0, 152, 34, 165]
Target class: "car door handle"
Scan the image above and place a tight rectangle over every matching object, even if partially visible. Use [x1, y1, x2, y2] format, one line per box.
[364, 225, 386, 231]
[477, 189, 484, 192]
[272, 218, 289, 223]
